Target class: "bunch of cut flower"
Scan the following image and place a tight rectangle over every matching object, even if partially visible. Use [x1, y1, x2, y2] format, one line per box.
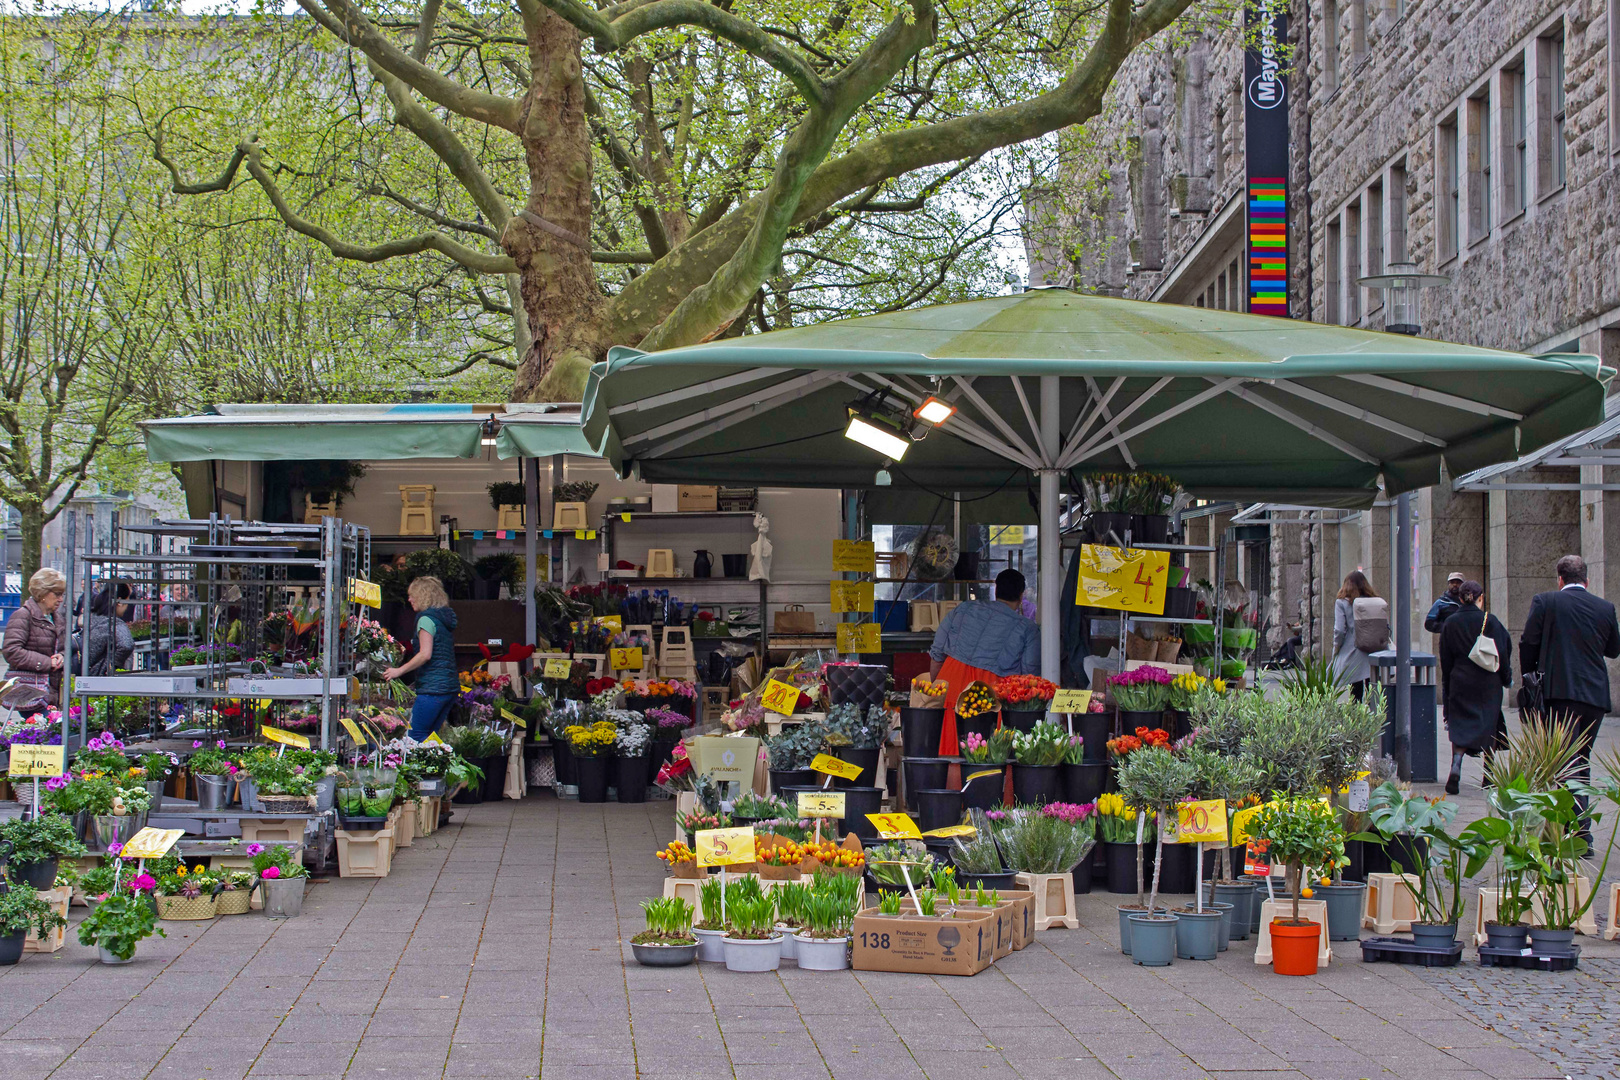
[1108, 665, 1173, 712]
[1096, 792, 1153, 844]
[960, 729, 1013, 765]
[1107, 726, 1170, 757]
[1011, 721, 1068, 766]
[803, 839, 864, 872]
[994, 674, 1057, 711]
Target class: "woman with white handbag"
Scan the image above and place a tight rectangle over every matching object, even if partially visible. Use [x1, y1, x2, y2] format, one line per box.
[1437, 580, 1513, 795]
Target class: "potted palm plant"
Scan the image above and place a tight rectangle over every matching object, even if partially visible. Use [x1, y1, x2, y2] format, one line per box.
[1009, 721, 1067, 805]
[1114, 744, 1193, 965]
[631, 896, 698, 967]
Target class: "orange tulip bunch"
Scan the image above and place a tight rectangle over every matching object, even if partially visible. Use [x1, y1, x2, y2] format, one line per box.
[655, 841, 695, 866]
[804, 840, 865, 870]
[756, 838, 806, 867]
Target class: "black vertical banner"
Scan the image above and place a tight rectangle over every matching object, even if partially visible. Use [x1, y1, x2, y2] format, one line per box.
[1244, 0, 1289, 316]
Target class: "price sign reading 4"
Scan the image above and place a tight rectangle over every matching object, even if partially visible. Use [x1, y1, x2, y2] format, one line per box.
[542, 658, 573, 679]
[1050, 689, 1092, 713]
[1075, 544, 1170, 615]
[759, 680, 802, 716]
[866, 812, 922, 841]
[1176, 798, 1227, 843]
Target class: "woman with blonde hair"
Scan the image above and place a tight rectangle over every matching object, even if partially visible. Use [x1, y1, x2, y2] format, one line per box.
[4, 568, 68, 700]
[382, 575, 461, 741]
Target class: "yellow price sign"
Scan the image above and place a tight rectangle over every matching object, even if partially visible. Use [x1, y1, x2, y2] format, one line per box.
[8, 744, 65, 778]
[796, 792, 846, 818]
[347, 578, 382, 608]
[832, 539, 876, 573]
[809, 753, 864, 780]
[866, 812, 922, 841]
[695, 826, 756, 868]
[609, 647, 644, 671]
[424, 731, 446, 745]
[339, 717, 367, 745]
[1230, 803, 1267, 846]
[499, 707, 528, 729]
[1050, 689, 1092, 713]
[921, 824, 977, 839]
[988, 525, 1025, 546]
[261, 724, 312, 749]
[836, 622, 881, 653]
[542, 658, 573, 679]
[597, 615, 623, 633]
[1075, 543, 1170, 615]
[829, 580, 876, 614]
[119, 827, 184, 860]
[759, 679, 801, 716]
[1177, 798, 1228, 844]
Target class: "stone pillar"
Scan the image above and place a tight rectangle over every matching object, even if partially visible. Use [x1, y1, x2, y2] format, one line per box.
[1490, 472, 1578, 636]
[1417, 484, 1485, 652]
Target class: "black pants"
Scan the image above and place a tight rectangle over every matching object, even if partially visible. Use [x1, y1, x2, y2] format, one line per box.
[1545, 698, 1605, 834]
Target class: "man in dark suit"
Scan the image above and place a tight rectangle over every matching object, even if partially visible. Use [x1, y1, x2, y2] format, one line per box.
[1519, 554, 1620, 834]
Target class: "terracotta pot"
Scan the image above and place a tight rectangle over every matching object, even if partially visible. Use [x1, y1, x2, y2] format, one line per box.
[1269, 919, 1321, 976]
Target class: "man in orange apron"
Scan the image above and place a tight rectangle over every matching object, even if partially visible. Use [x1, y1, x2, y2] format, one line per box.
[928, 569, 1041, 754]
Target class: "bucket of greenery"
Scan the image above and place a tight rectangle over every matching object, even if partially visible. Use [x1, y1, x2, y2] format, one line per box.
[0, 887, 67, 965]
[721, 880, 782, 972]
[950, 819, 1016, 891]
[243, 753, 317, 814]
[473, 552, 523, 601]
[0, 815, 87, 890]
[825, 703, 887, 788]
[632, 896, 698, 966]
[45, 774, 150, 852]
[1108, 666, 1171, 732]
[795, 871, 861, 970]
[188, 740, 234, 810]
[76, 886, 162, 965]
[692, 877, 728, 961]
[1250, 797, 1348, 975]
[1009, 721, 1067, 805]
[1115, 744, 1192, 965]
[251, 844, 311, 918]
[767, 721, 825, 793]
[1002, 805, 1094, 931]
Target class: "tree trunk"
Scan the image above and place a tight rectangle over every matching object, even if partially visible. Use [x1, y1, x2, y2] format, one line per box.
[506, 11, 607, 404]
[19, 504, 44, 584]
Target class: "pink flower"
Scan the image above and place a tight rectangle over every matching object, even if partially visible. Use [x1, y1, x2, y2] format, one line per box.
[130, 874, 156, 892]
[106, 841, 123, 855]
[216, 739, 227, 749]
[193, 740, 204, 748]
[245, 843, 264, 856]
[262, 866, 281, 879]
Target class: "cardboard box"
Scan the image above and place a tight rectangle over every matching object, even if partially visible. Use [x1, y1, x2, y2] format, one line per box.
[995, 889, 1037, 950]
[678, 485, 719, 512]
[651, 484, 680, 514]
[851, 907, 998, 975]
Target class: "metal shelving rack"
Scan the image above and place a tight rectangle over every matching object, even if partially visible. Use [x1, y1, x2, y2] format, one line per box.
[70, 515, 371, 750]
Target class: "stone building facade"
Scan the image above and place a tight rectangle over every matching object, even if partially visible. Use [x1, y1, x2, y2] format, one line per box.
[1033, 0, 1620, 693]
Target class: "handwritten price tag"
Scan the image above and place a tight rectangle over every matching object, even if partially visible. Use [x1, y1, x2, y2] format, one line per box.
[866, 812, 922, 840]
[347, 578, 382, 609]
[832, 539, 876, 573]
[810, 753, 864, 780]
[836, 622, 881, 653]
[695, 826, 756, 868]
[796, 792, 846, 818]
[829, 580, 875, 613]
[610, 647, 644, 671]
[1230, 803, 1265, 846]
[119, 827, 185, 860]
[542, 658, 573, 679]
[8, 744, 64, 778]
[921, 824, 977, 839]
[339, 717, 367, 745]
[499, 707, 527, 729]
[1177, 798, 1228, 843]
[261, 725, 311, 749]
[1050, 689, 1092, 713]
[1075, 543, 1170, 615]
[759, 680, 801, 716]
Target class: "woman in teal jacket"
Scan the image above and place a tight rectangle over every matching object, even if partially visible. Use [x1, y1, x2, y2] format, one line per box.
[382, 575, 461, 741]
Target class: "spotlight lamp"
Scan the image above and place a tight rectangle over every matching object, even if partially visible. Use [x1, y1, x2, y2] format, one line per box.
[912, 397, 955, 426]
[844, 408, 911, 461]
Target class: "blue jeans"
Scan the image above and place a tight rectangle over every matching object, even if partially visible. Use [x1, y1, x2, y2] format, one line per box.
[410, 691, 457, 742]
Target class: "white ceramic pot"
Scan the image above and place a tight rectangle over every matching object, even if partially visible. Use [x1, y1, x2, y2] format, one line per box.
[793, 933, 850, 971]
[99, 946, 134, 965]
[692, 927, 726, 962]
[775, 924, 798, 960]
[722, 934, 783, 973]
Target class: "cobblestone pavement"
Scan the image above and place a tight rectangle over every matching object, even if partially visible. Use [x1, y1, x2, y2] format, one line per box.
[0, 793, 1614, 1080]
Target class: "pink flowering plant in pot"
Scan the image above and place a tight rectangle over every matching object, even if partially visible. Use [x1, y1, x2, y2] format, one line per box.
[249, 843, 310, 918]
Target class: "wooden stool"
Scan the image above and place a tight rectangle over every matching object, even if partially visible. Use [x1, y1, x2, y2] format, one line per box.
[496, 504, 524, 530]
[1473, 888, 1511, 946]
[646, 549, 676, 578]
[1254, 898, 1332, 965]
[399, 484, 436, 535]
[304, 494, 338, 524]
[1362, 872, 1420, 934]
[662, 875, 706, 922]
[1014, 871, 1078, 930]
[1605, 882, 1620, 941]
[553, 502, 589, 529]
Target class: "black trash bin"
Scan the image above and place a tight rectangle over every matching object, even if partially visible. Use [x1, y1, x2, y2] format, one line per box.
[1368, 650, 1438, 783]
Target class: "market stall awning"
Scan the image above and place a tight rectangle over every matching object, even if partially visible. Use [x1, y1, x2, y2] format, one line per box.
[582, 291, 1611, 510]
[1452, 394, 1620, 492]
[142, 403, 595, 462]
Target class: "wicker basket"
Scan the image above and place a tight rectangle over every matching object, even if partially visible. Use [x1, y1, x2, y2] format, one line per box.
[215, 889, 252, 915]
[257, 794, 314, 814]
[156, 894, 218, 921]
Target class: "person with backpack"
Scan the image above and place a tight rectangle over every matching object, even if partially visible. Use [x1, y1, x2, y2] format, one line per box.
[1333, 571, 1385, 700]
[1437, 580, 1512, 794]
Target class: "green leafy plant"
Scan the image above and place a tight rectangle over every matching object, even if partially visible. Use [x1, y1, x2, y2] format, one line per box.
[444, 725, 507, 759]
[1354, 783, 1497, 928]
[801, 889, 854, 939]
[633, 896, 696, 945]
[823, 703, 887, 750]
[1253, 797, 1349, 924]
[696, 877, 727, 931]
[1239, 696, 1326, 798]
[1061, 734, 1087, 766]
[912, 887, 938, 914]
[552, 481, 599, 504]
[959, 728, 1013, 764]
[0, 886, 66, 941]
[138, 752, 175, 780]
[997, 809, 1093, 875]
[732, 792, 791, 821]
[766, 720, 827, 770]
[244, 755, 316, 797]
[486, 481, 527, 510]
[473, 553, 523, 590]
[0, 815, 87, 868]
[1479, 776, 1620, 931]
[866, 841, 935, 885]
[773, 882, 809, 928]
[249, 844, 310, 881]
[724, 895, 777, 940]
[1180, 747, 1261, 882]
[974, 885, 1001, 908]
[1011, 721, 1068, 766]
[877, 891, 903, 915]
[402, 548, 472, 590]
[1486, 715, 1582, 791]
[188, 743, 233, 776]
[76, 892, 162, 960]
[949, 830, 1004, 874]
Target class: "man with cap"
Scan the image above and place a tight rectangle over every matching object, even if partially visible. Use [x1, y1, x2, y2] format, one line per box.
[1425, 572, 1466, 634]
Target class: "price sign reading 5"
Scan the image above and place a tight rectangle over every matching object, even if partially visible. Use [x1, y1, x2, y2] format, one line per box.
[759, 680, 802, 716]
[695, 826, 756, 868]
[1176, 798, 1227, 843]
[809, 754, 865, 780]
[796, 792, 846, 818]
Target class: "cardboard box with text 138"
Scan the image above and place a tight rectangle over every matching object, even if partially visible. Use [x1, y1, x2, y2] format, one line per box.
[851, 907, 998, 975]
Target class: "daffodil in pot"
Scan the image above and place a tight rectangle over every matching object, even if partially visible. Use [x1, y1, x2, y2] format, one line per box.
[692, 876, 728, 961]
[75, 890, 162, 965]
[795, 870, 861, 970]
[721, 893, 782, 972]
[1248, 797, 1346, 975]
[631, 896, 698, 967]
[1114, 744, 1194, 965]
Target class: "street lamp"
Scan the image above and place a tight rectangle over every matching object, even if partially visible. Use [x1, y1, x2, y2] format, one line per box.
[1356, 261, 1451, 336]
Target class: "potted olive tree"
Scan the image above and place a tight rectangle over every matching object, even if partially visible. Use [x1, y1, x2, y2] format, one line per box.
[1309, 685, 1385, 940]
[1114, 745, 1193, 966]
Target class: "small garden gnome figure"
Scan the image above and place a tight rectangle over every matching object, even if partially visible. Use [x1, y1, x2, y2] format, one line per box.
[749, 513, 773, 582]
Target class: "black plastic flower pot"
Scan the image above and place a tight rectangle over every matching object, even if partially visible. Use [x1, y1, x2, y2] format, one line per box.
[9, 859, 57, 891]
[0, 932, 23, 966]
[1153, 842, 1197, 895]
[899, 708, 945, 758]
[1010, 764, 1062, 806]
[652, 737, 683, 769]
[923, 837, 957, 866]
[1103, 841, 1140, 895]
[902, 757, 950, 798]
[915, 788, 964, 833]
[1001, 709, 1044, 734]
[769, 768, 814, 794]
[832, 746, 882, 789]
[1118, 709, 1166, 733]
[554, 744, 577, 786]
[1342, 837, 1366, 882]
[1071, 861, 1093, 895]
[1087, 512, 1130, 543]
[1076, 711, 1110, 763]
[1162, 585, 1196, 620]
[957, 870, 1018, 891]
[1131, 514, 1171, 543]
[1062, 762, 1105, 805]
[1167, 709, 1191, 740]
[955, 710, 1000, 745]
[1363, 833, 1428, 877]
[615, 755, 650, 803]
[452, 778, 485, 804]
[481, 755, 510, 801]
[575, 755, 610, 803]
[837, 786, 884, 840]
[959, 763, 1006, 811]
[824, 664, 887, 712]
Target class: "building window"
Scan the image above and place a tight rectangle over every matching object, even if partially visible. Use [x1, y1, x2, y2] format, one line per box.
[1612, 0, 1620, 158]
[1366, 179, 1384, 282]
[1467, 89, 1491, 241]
[1345, 199, 1362, 324]
[1438, 116, 1459, 260]
[1503, 63, 1526, 217]
[1388, 161, 1408, 263]
[1537, 31, 1566, 194]
[1326, 219, 1342, 324]
[1323, 0, 1339, 92]
[1550, 34, 1566, 189]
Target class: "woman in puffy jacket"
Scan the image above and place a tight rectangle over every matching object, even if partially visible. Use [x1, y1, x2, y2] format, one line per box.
[82, 580, 135, 676]
[3, 568, 67, 703]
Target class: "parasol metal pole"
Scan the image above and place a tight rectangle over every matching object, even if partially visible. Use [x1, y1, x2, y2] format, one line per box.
[1038, 375, 1061, 685]
[1394, 491, 1413, 781]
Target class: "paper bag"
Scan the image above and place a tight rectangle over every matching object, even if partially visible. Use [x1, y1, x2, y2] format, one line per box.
[773, 604, 817, 634]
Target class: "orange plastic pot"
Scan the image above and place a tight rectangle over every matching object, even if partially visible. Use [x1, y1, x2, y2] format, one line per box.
[1269, 919, 1320, 976]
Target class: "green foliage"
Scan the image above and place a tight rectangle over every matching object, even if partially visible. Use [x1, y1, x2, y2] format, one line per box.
[249, 844, 310, 881]
[766, 720, 827, 770]
[1238, 697, 1326, 798]
[474, 554, 524, 590]
[877, 892, 904, 915]
[801, 888, 855, 939]
[402, 549, 473, 590]
[1249, 797, 1346, 923]
[1311, 686, 1387, 800]
[1011, 722, 1068, 767]
[443, 725, 506, 760]
[1475, 776, 1620, 931]
[1114, 746, 1194, 815]
[997, 809, 1093, 875]
[635, 896, 695, 944]
[0, 887, 64, 943]
[960, 728, 1014, 764]
[1488, 715, 1583, 791]
[487, 482, 528, 510]
[696, 877, 727, 931]
[949, 830, 1005, 874]
[1355, 782, 1498, 927]
[75, 893, 162, 960]
[724, 895, 777, 939]
[824, 703, 887, 750]
[0, 815, 88, 867]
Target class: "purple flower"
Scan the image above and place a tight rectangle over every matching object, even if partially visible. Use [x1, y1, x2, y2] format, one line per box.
[216, 739, 227, 749]
[193, 740, 203, 748]
[245, 843, 264, 856]
[106, 841, 123, 855]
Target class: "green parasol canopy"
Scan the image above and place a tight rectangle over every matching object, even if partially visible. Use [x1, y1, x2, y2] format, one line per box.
[582, 291, 1610, 511]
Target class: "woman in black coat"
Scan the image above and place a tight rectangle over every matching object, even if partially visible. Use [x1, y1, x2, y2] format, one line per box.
[1438, 580, 1512, 795]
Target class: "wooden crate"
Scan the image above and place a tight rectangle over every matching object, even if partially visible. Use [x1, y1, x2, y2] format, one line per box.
[24, 888, 70, 953]
[241, 818, 307, 845]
